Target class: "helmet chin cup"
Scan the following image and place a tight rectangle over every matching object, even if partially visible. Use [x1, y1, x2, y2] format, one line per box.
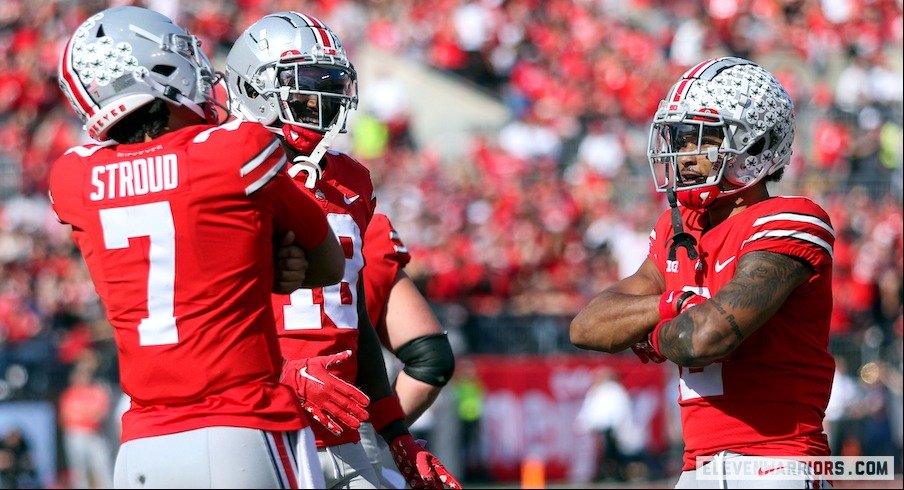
[677, 186, 721, 209]
[284, 124, 325, 189]
[282, 124, 323, 155]
[287, 155, 322, 189]
[284, 103, 346, 188]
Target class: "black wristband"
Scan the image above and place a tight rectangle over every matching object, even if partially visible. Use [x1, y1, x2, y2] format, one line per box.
[377, 418, 409, 444]
[675, 291, 697, 313]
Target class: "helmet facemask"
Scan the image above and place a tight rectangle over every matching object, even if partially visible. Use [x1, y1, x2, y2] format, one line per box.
[273, 63, 356, 134]
[649, 112, 731, 193]
[140, 31, 221, 124]
[271, 61, 357, 187]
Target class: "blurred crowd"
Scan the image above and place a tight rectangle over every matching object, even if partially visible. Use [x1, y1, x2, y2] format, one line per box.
[1, 0, 902, 486]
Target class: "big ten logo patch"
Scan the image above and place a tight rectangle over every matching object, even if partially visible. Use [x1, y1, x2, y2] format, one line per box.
[666, 260, 679, 273]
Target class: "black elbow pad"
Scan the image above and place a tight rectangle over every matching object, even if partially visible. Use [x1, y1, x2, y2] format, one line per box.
[394, 332, 455, 387]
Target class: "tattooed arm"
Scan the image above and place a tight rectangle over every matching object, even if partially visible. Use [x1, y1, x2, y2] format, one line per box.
[655, 251, 814, 367]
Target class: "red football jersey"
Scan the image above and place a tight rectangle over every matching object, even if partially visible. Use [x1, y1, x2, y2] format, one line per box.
[49, 120, 330, 442]
[362, 213, 412, 346]
[648, 196, 835, 470]
[272, 150, 376, 447]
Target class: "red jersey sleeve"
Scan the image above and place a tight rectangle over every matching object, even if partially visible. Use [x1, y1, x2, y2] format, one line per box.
[48, 152, 80, 226]
[738, 197, 834, 271]
[49, 144, 110, 226]
[193, 120, 329, 249]
[362, 214, 411, 333]
[263, 173, 329, 250]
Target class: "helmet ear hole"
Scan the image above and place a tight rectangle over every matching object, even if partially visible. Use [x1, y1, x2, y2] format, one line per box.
[152, 65, 177, 77]
[748, 136, 766, 156]
[241, 81, 259, 99]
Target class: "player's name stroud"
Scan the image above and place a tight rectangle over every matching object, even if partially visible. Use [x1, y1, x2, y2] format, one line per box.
[696, 456, 895, 481]
[89, 154, 179, 201]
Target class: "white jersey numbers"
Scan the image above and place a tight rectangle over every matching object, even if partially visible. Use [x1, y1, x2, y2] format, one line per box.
[100, 201, 178, 346]
[283, 213, 364, 330]
[675, 285, 723, 401]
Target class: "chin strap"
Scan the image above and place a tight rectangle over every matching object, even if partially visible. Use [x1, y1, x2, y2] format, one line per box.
[667, 188, 699, 264]
[288, 156, 322, 189]
[287, 104, 348, 189]
[209, 72, 232, 124]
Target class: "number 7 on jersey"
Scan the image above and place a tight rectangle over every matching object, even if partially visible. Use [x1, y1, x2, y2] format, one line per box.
[100, 201, 178, 346]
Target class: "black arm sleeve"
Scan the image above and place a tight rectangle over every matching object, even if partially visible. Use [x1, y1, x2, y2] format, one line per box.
[354, 281, 395, 403]
[395, 333, 455, 387]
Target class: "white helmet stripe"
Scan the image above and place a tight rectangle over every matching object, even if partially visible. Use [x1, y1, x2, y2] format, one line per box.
[295, 13, 334, 49]
[61, 36, 96, 117]
[693, 57, 748, 81]
[129, 24, 164, 45]
[296, 13, 323, 28]
[309, 26, 327, 47]
[683, 58, 718, 79]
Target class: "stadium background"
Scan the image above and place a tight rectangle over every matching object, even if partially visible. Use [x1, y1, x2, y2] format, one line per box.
[0, 0, 901, 487]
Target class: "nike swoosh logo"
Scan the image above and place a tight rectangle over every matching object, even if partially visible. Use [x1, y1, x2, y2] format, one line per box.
[665, 290, 676, 303]
[757, 466, 785, 476]
[715, 256, 736, 272]
[299, 366, 324, 385]
[343, 194, 360, 205]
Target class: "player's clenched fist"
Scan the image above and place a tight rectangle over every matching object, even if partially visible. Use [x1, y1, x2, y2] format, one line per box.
[659, 289, 706, 321]
[273, 231, 308, 294]
[631, 290, 707, 364]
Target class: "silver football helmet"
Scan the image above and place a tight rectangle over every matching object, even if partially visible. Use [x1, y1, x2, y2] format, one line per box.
[647, 57, 795, 207]
[226, 12, 357, 185]
[58, 6, 219, 141]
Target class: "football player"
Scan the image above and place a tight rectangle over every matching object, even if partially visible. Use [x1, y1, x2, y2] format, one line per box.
[51, 6, 346, 488]
[226, 12, 459, 489]
[358, 214, 456, 488]
[571, 57, 835, 489]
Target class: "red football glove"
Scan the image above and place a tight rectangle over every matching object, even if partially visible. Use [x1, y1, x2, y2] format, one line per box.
[281, 350, 370, 436]
[388, 434, 462, 489]
[659, 289, 706, 321]
[637, 290, 706, 363]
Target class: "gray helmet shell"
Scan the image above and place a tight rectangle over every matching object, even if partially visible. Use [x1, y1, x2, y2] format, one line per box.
[647, 57, 795, 196]
[58, 6, 217, 141]
[225, 11, 357, 133]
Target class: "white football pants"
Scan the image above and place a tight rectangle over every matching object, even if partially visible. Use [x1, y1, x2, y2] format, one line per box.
[113, 426, 323, 488]
[358, 422, 405, 489]
[317, 440, 381, 489]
